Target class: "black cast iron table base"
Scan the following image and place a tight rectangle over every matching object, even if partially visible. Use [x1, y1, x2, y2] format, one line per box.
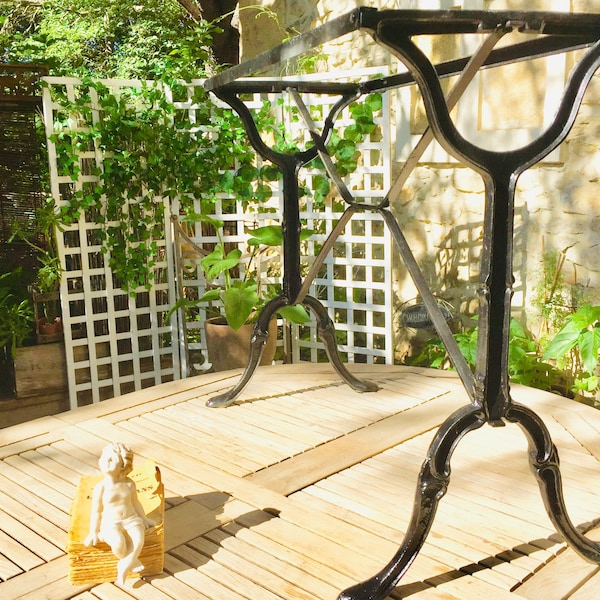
[204, 8, 600, 599]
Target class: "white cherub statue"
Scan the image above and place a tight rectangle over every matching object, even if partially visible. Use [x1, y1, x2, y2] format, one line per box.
[84, 442, 155, 585]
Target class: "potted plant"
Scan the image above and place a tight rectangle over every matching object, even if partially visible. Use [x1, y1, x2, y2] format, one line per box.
[0, 270, 36, 397]
[10, 198, 64, 342]
[0, 272, 35, 360]
[169, 214, 311, 371]
[31, 251, 63, 340]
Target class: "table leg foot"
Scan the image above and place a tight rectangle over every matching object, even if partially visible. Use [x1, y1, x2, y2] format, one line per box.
[303, 295, 380, 393]
[206, 298, 287, 408]
[338, 405, 486, 600]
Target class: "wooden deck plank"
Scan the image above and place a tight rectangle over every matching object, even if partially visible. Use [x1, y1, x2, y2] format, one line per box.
[0, 524, 47, 579]
[203, 526, 346, 599]
[148, 570, 214, 600]
[0, 556, 89, 600]
[220, 516, 354, 590]
[435, 574, 525, 599]
[0, 508, 64, 563]
[163, 552, 242, 600]
[140, 409, 267, 471]
[331, 447, 557, 550]
[118, 416, 254, 477]
[566, 567, 600, 599]
[1, 454, 76, 510]
[247, 389, 465, 495]
[0, 548, 23, 582]
[190, 534, 324, 600]
[170, 544, 281, 599]
[0, 365, 599, 600]
[87, 582, 138, 599]
[107, 579, 178, 600]
[515, 527, 600, 599]
[0, 488, 66, 553]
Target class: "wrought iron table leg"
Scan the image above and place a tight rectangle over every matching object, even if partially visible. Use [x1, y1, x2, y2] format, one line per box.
[206, 296, 289, 408]
[339, 404, 486, 600]
[302, 295, 379, 393]
[206, 293, 378, 407]
[507, 403, 600, 563]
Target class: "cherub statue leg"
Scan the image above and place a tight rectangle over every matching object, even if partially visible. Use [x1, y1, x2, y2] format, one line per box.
[116, 522, 146, 585]
[102, 522, 146, 585]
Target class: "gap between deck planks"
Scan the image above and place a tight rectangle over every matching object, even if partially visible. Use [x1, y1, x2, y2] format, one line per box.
[245, 387, 467, 495]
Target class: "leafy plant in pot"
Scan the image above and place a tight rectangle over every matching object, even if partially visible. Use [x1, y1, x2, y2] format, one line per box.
[169, 214, 311, 371]
[0, 271, 35, 360]
[10, 198, 64, 341]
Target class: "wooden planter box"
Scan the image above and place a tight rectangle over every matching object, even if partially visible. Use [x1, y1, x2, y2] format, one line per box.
[13, 342, 68, 398]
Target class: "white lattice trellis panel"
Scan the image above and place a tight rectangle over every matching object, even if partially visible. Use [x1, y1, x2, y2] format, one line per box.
[43, 78, 178, 408]
[43, 71, 394, 409]
[290, 69, 394, 364]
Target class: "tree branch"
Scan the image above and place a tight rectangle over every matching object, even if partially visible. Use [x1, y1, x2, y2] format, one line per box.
[174, 0, 202, 22]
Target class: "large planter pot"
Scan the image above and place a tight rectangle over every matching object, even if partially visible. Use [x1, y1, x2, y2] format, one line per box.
[13, 342, 68, 398]
[204, 317, 277, 372]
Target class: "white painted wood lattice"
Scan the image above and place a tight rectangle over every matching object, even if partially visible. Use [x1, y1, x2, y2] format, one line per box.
[43, 71, 393, 408]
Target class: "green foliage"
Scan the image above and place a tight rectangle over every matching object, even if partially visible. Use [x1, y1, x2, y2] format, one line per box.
[532, 249, 580, 337]
[309, 93, 383, 203]
[0, 271, 35, 358]
[50, 78, 382, 295]
[9, 196, 64, 319]
[0, 0, 217, 80]
[168, 215, 311, 331]
[410, 318, 560, 392]
[50, 79, 266, 292]
[543, 305, 600, 394]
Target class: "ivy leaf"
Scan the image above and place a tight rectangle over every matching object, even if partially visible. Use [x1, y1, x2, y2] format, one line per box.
[237, 164, 259, 182]
[259, 164, 280, 181]
[335, 139, 357, 161]
[255, 182, 273, 202]
[343, 124, 362, 142]
[579, 326, 600, 374]
[355, 115, 376, 135]
[543, 317, 586, 360]
[312, 175, 330, 202]
[222, 281, 259, 331]
[364, 92, 383, 112]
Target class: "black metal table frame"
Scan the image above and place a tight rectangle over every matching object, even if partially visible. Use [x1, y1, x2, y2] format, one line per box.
[204, 8, 600, 599]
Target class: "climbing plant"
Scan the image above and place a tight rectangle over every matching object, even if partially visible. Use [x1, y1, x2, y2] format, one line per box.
[49, 77, 382, 294]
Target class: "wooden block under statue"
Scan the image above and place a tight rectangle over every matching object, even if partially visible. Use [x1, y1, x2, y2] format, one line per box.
[67, 459, 164, 585]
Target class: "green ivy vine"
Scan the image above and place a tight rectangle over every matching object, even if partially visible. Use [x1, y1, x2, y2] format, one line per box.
[48, 77, 382, 294]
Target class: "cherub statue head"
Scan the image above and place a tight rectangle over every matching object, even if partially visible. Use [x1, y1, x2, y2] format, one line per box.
[98, 442, 134, 477]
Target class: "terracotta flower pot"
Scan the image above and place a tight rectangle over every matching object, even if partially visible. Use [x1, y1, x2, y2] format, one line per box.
[36, 317, 63, 343]
[204, 317, 278, 372]
[38, 317, 63, 335]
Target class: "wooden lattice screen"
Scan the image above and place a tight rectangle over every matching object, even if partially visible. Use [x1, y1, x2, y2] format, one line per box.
[43, 74, 394, 408]
[0, 64, 48, 274]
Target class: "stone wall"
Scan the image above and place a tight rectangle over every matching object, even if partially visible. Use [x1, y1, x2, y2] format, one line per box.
[238, 0, 600, 361]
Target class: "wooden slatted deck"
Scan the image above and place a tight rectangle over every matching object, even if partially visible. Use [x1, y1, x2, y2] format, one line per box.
[1, 364, 600, 600]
